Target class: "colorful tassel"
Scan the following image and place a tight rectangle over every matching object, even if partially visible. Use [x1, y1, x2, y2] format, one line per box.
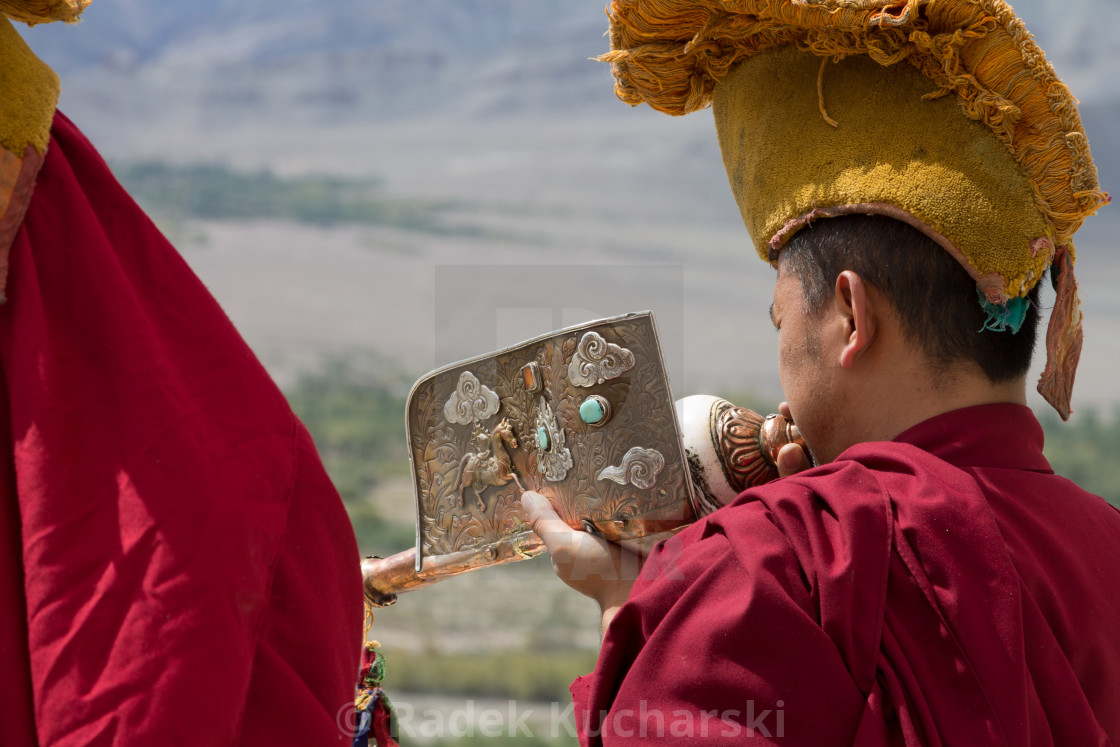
[353, 641, 398, 747]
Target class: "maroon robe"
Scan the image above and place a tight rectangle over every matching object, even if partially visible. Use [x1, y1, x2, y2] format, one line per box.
[0, 113, 362, 744]
[572, 404, 1120, 745]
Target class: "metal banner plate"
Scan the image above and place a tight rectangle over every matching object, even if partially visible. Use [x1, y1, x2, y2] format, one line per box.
[406, 311, 697, 577]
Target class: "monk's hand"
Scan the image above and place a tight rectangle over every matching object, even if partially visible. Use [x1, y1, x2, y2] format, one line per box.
[777, 401, 811, 478]
[521, 491, 640, 635]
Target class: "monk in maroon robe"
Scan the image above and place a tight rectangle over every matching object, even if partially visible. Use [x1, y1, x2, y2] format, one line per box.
[0, 14, 361, 744]
[525, 217, 1120, 744]
[522, 1, 1118, 743]
[542, 401, 1120, 743]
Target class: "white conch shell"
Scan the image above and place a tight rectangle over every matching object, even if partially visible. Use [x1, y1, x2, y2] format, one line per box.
[676, 395, 737, 516]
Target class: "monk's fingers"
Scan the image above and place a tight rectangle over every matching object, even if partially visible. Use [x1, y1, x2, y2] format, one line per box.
[778, 400, 794, 421]
[521, 491, 634, 585]
[519, 490, 600, 555]
[776, 441, 810, 478]
[520, 491, 574, 547]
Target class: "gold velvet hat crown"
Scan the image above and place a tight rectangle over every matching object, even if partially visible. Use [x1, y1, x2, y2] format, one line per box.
[602, 0, 1110, 419]
[0, 4, 79, 301]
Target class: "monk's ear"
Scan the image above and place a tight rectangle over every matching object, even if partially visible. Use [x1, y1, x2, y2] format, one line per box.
[833, 270, 876, 369]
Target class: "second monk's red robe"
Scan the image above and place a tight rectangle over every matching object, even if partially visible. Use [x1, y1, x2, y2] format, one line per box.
[572, 404, 1120, 745]
[0, 113, 363, 745]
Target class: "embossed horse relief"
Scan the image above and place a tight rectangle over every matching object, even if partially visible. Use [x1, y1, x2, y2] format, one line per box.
[457, 418, 524, 510]
[361, 312, 803, 607]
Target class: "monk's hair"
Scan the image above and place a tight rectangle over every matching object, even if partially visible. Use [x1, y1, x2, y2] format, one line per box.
[779, 214, 1041, 383]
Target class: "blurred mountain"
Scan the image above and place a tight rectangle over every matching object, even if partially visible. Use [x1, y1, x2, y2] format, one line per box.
[21, 0, 593, 69]
[18, 1, 618, 123]
[18, 0, 1120, 116]
[9, 0, 1118, 406]
[15, 1, 1118, 191]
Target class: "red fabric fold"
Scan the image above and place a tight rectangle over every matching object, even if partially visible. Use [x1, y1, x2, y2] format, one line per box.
[0, 112, 362, 745]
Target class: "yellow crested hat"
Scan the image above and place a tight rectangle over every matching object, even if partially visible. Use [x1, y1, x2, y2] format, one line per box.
[0, 0, 87, 25]
[602, 0, 1110, 419]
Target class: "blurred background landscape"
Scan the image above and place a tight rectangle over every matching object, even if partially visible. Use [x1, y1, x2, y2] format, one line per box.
[18, 1, 1120, 742]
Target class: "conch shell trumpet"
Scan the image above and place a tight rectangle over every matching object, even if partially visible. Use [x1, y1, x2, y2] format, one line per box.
[362, 396, 804, 606]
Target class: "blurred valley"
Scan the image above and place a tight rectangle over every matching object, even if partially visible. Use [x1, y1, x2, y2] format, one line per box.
[20, 0, 1119, 404]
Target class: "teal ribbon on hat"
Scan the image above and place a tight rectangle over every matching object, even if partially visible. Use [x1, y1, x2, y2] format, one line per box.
[977, 289, 1029, 334]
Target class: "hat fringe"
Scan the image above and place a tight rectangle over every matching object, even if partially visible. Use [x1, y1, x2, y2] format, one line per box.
[0, 0, 88, 25]
[1037, 246, 1083, 420]
[602, 0, 1109, 281]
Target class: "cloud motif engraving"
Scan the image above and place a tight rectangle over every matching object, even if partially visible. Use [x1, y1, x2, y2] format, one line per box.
[443, 370, 500, 425]
[567, 331, 635, 387]
[596, 447, 665, 490]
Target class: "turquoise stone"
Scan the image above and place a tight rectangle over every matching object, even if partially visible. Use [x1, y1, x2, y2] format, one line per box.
[579, 397, 605, 424]
[537, 426, 550, 451]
